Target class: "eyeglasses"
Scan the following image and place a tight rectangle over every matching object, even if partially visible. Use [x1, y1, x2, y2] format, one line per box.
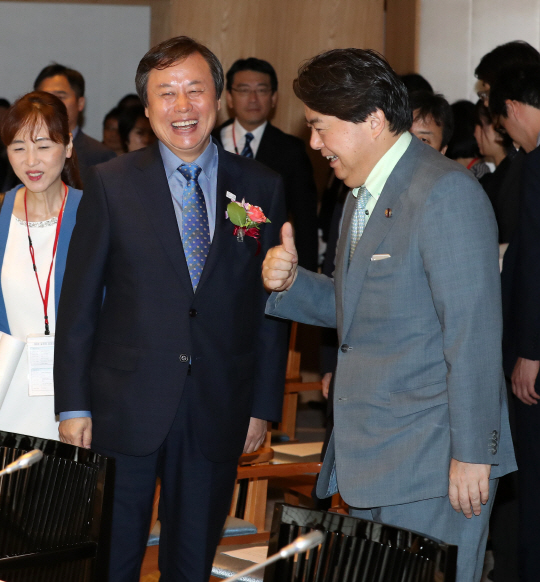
[230, 87, 273, 97]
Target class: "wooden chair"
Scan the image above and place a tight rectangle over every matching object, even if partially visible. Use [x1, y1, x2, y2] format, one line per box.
[279, 322, 323, 442]
[264, 504, 458, 582]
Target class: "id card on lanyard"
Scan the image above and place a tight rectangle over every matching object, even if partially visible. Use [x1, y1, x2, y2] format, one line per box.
[27, 334, 55, 396]
[24, 184, 67, 397]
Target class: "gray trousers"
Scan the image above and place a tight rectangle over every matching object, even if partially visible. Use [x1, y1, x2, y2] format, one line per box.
[350, 479, 498, 582]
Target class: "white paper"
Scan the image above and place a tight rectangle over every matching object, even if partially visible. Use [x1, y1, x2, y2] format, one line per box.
[27, 335, 55, 397]
[0, 332, 25, 407]
[223, 546, 268, 564]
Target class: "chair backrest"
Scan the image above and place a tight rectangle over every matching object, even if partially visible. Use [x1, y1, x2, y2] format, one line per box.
[0, 431, 113, 582]
[264, 504, 457, 582]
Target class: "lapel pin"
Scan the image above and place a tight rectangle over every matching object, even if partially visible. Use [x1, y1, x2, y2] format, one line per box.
[385, 208, 392, 218]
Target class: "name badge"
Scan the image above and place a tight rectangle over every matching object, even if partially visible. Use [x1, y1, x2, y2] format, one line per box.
[27, 334, 55, 397]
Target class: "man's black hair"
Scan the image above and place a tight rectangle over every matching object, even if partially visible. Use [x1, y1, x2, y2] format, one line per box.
[489, 63, 540, 118]
[475, 41, 540, 87]
[445, 100, 480, 160]
[0, 98, 10, 109]
[400, 74, 433, 95]
[33, 63, 85, 98]
[293, 48, 412, 135]
[410, 91, 454, 148]
[226, 58, 278, 93]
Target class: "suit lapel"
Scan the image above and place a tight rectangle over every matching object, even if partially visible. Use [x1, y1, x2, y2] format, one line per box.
[133, 143, 194, 296]
[334, 191, 355, 341]
[339, 137, 419, 339]
[254, 123, 274, 165]
[195, 147, 237, 293]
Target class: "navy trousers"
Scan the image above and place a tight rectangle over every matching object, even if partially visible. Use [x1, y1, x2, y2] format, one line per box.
[93, 377, 239, 582]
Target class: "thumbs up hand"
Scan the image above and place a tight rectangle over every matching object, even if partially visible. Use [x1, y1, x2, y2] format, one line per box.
[262, 222, 299, 292]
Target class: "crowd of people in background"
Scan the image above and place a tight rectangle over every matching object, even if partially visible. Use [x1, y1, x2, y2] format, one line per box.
[0, 37, 540, 582]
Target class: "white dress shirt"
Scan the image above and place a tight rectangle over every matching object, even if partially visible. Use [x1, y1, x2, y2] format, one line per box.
[220, 119, 267, 157]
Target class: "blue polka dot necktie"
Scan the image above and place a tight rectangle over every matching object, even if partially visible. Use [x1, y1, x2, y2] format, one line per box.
[349, 185, 371, 265]
[241, 133, 254, 158]
[178, 163, 210, 289]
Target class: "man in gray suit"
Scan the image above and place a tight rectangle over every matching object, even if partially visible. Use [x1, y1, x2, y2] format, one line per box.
[263, 48, 516, 582]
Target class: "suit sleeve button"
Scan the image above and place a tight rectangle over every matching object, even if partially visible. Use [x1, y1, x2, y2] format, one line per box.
[179, 354, 189, 362]
[340, 344, 350, 353]
[189, 309, 197, 317]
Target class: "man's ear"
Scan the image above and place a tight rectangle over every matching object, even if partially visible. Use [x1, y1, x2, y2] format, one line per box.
[77, 96, 85, 113]
[66, 133, 74, 158]
[370, 109, 386, 139]
[505, 99, 518, 120]
[225, 91, 234, 110]
[271, 91, 278, 109]
[440, 145, 448, 155]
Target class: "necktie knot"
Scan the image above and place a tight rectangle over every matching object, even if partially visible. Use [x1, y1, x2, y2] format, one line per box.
[349, 186, 371, 265]
[356, 185, 370, 209]
[245, 133, 254, 145]
[178, 163, 202, 182]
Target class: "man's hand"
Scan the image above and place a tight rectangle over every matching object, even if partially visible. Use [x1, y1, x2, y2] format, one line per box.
[448, 459, 491, 517]
[321, 372, 333, 399]
[512, 357, 540, 405]
[59, 417, 92, 449]
[262, 222, 298, 292]
[243, 417, 268, 454]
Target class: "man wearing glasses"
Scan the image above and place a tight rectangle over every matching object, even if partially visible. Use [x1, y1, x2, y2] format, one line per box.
[215, 58, 318, 271]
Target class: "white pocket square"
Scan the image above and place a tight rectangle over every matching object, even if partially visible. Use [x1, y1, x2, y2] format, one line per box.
[371, 254, 391, 261]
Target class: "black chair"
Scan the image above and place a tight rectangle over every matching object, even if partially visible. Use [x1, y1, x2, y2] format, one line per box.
[264, 504, 457, 582]
[0, 431, 113, 582]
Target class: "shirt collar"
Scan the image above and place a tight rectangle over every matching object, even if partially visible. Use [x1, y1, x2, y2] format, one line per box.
[159, 139, 218, 181]
[71, 126, 80, 140]
[353, 131, 412, 199]
[233, 118, 267, 142]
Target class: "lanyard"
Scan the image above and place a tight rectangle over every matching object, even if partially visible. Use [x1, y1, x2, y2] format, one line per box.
[24, 183, 68, 335]
[232, 123, 240, 155]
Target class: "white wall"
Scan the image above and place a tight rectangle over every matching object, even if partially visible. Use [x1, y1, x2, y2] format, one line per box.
[419, 0, 540, 103]
[0, 2, 150, 140]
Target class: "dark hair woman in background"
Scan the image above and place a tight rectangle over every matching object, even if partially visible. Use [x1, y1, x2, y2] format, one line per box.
[118, 104, 155, 153]
[446, 100, 491, 180]
[0, 91, 82, 439]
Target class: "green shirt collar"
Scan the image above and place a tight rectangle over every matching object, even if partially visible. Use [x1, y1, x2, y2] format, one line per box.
[353, 131, 412, 199]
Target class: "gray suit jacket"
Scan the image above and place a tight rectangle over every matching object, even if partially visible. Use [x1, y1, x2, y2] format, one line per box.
[267, 136, 516, 508]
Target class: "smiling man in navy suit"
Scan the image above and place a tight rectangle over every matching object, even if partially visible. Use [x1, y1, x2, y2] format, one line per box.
[54, 36, 287, 582]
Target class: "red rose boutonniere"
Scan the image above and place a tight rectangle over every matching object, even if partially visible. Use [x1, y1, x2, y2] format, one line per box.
[225, 192, 271, 255]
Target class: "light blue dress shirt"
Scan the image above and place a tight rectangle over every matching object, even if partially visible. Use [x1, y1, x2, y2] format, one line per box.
[159, 140, 219, 240]
[59, 140, 219, 422]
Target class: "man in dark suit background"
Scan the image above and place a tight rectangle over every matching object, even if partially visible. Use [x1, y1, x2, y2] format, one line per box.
[215, 58, 318, 271]
[34, 64, 115, 184]
[54, 37, 288, 582]
[490, 63, 540, 582]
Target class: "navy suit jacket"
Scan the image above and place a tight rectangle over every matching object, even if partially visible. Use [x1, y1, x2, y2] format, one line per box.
[502, 146, 540, 376]
[215, 120, 318, 271]
[73, 130, 116, 186]
[54, 141, 288, 461]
